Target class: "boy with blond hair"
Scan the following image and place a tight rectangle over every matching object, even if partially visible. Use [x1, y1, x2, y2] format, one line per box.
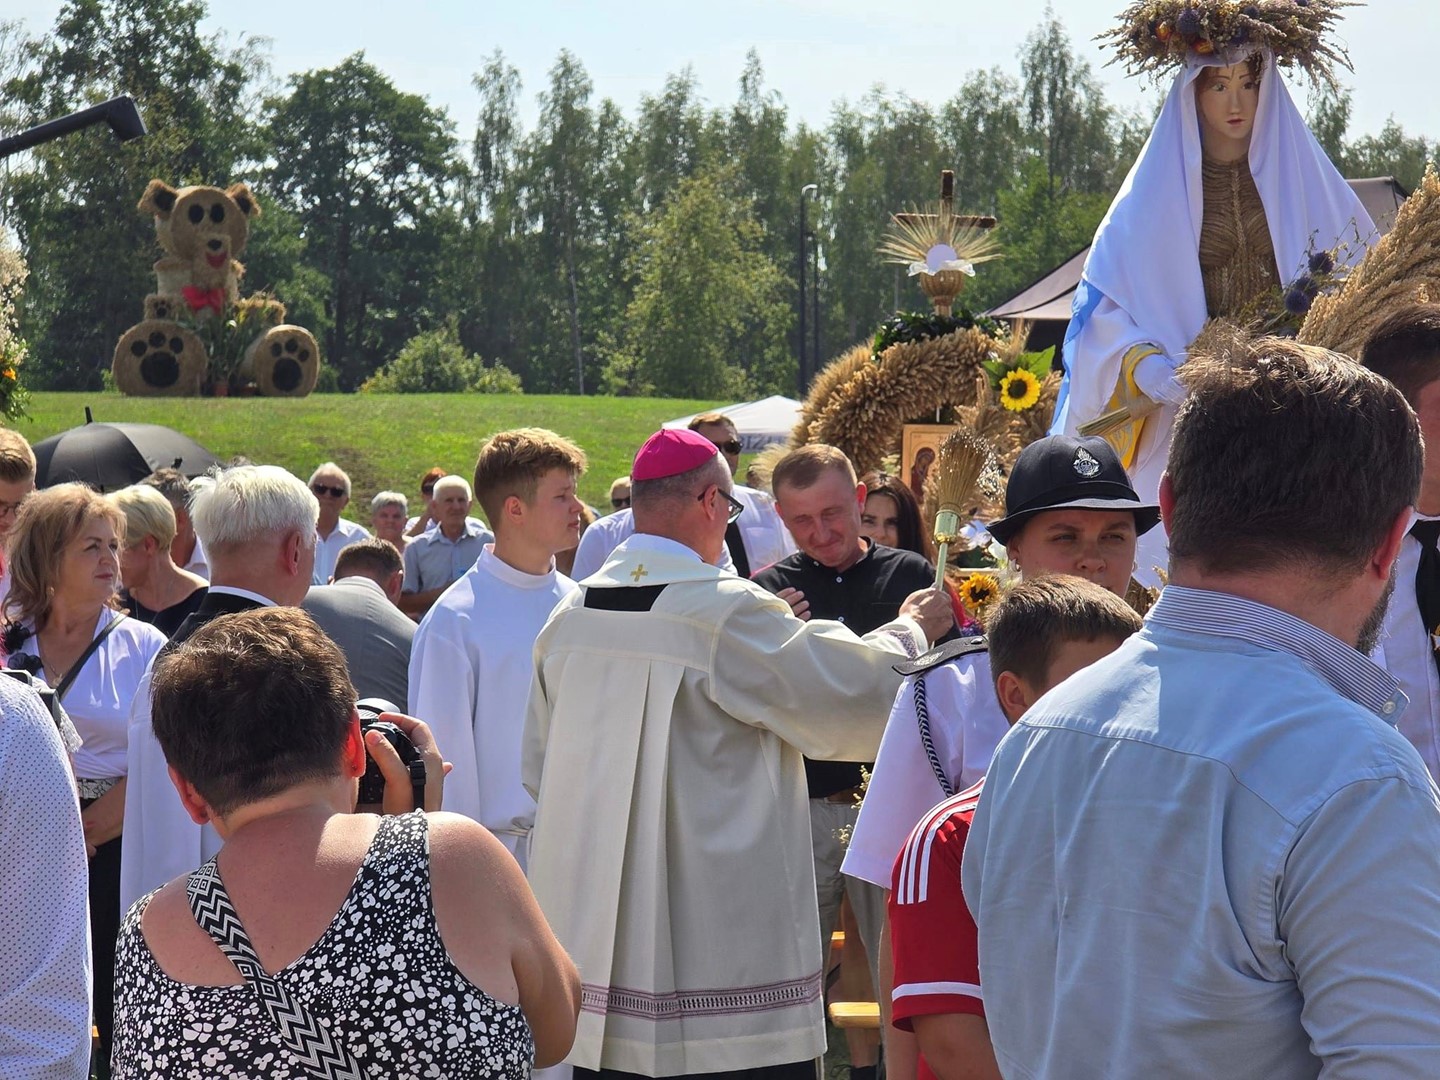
[408, 428, 587, 870]
[888, 576, 1142, 1080]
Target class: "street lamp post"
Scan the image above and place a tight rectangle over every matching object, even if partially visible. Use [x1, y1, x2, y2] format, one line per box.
[798, 183, 818, 396]
[0, 96, 146, 159]
[811, 224, 820, 379]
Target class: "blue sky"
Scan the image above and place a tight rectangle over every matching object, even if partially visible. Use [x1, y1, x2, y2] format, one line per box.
[11, 1, 1431, 151]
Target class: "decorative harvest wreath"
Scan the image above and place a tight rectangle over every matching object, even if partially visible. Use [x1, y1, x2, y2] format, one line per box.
[1100, 0, 1354, 85]
[791, 317, 1062, 529]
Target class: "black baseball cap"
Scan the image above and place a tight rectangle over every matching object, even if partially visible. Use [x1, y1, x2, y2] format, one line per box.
[986, 435, 1161, 545]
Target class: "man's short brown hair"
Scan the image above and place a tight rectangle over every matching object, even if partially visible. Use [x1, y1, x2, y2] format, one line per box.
[1361, 302, 1440, 406]
[142, 466, 191, 511]
[334, 537, 403, 582]
[472, 428, 587, 529]
[152, 608, 355, 816]
[1169, 334, 1422, 576]
[771, 444, 857, 496]
[987, 575, 1143, 693]
[687, 412, 737, 435]
[0, 429, 36, 485]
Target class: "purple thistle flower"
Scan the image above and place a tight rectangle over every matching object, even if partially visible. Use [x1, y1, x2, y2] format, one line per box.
[1308, 250, 1334, 275]
[1284, 288, 1313, 315]
[1176, 8, 1202, 36]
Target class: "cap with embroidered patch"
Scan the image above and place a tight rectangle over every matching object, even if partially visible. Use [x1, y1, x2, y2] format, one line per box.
[986, 434, 1160, 545]
[631, 429, 722, 482]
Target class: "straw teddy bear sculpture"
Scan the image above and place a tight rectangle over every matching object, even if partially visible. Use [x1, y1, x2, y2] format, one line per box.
[111, 179, 320, 396]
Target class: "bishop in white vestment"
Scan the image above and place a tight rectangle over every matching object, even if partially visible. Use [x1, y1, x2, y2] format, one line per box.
[523, 429, 951, 1080]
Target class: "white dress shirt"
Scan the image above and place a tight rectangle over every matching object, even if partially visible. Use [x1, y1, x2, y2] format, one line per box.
[182, 535, 209, 581]
[1377, 514, 1440, 782]
[119, 586, 275, 912]
[730, 484, 797, 572]
[30, 611, 166, 782]
[312, 518, 370, 585]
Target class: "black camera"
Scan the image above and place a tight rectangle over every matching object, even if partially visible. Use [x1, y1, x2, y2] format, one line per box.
[356, 698, 427, 811]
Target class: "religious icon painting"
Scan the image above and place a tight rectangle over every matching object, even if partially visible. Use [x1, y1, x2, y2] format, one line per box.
[902, 424, 954, 504]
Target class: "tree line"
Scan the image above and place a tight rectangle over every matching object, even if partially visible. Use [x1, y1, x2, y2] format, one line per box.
[2, 0, 1434, 397]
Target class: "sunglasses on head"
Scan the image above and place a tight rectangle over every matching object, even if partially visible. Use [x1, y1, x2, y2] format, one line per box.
[312, 483, 346, 498]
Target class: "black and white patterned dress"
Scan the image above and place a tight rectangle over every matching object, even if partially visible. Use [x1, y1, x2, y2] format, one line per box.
[111, 811, 535, 1079]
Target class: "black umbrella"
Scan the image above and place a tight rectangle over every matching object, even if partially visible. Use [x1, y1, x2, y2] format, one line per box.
[33, 411, 220, 492]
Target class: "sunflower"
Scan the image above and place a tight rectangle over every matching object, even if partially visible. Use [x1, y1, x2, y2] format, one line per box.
[999, 368, 1041, 412]
[958, 572, 1001, 614]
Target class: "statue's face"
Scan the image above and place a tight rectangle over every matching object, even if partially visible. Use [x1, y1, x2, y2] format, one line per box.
[1195, 62, 1260, 158]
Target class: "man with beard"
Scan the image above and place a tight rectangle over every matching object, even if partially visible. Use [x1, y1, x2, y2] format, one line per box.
[963, 337, 1440, 1078]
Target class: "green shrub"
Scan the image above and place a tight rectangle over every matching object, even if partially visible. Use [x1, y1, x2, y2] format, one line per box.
[362, 326, 523, 395]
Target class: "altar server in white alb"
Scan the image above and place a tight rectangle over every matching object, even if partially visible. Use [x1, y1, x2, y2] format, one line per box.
[523, 428, 955, 1080]
[408, 428, 587, 870]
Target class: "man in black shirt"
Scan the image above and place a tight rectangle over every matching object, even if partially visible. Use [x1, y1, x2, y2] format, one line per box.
[753, 444, 950, 1075]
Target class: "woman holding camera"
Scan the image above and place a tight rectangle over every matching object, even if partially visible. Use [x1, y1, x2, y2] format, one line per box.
[111, 608, 580, 1078]
[3, 482, 168, 1068]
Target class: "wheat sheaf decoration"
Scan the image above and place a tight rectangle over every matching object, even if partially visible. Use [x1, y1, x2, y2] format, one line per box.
[930, 428, 1001, 589]
[1298, 165, 1440, 359]
[792, 326, 1027, 476]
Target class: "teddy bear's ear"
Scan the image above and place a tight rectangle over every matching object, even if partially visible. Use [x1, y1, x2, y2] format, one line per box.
[227, 183, 261, 220]
[138, 179, 179, 218]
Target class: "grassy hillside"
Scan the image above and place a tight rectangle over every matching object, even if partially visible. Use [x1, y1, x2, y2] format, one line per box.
[15, 392, 726, 516]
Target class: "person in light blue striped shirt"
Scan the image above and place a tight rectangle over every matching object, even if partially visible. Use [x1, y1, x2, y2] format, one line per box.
[964, 335, 1440, 1079]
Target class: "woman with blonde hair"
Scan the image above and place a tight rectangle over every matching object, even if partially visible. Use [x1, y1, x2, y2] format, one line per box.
[3, 482, 167, 1069]
[110, 484, 208, 636]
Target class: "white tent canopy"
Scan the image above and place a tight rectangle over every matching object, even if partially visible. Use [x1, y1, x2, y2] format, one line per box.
[664, 395, 802, 453]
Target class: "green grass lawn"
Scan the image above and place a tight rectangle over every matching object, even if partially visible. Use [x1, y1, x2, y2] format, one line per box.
[15, 391, 726, 517]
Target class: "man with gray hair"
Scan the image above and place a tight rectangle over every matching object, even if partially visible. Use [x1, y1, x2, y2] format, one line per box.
[309, 461, 370, 585]
[121, 465, 320, 910]
[400, 474, 494, 618]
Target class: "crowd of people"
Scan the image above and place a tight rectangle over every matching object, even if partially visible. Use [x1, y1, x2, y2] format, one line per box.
[11, 8, 1440, 1078]
[5, 309, 1440, 1080]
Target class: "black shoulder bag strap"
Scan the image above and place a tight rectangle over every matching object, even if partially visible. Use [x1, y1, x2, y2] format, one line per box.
[185, 860, 366, 1079]
[54, 612, 127, 704]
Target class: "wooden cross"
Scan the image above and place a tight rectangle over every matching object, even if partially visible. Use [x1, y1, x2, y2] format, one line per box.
[630, 564, 649, 582]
